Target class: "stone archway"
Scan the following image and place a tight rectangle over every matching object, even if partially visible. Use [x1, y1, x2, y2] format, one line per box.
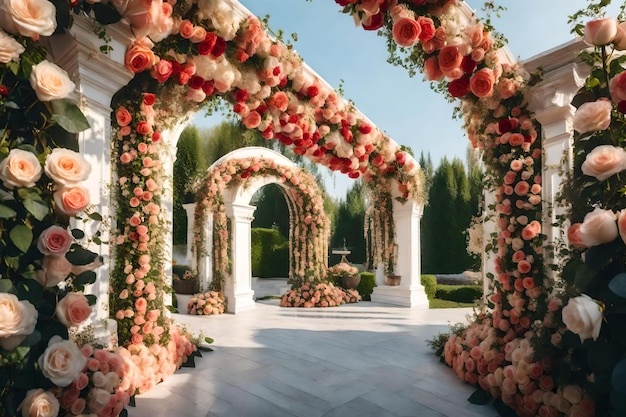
[190, 147, 330, 313]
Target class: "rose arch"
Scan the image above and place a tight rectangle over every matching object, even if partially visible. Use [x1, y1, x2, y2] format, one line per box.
[189, 147, 330, 312]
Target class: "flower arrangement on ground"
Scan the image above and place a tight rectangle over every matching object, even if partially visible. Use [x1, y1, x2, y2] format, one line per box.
[327, 262, 359, 279]
[280, 281, 360, 307]
[187, 291, 226, 315]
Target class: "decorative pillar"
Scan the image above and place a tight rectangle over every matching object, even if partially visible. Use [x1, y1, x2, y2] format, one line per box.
[525, 39, 589, 270]
[183, 203, 196, 266]
[42, 16, 134, 344]
[224, 202, 257, 313]
[371, 198, 428, 307]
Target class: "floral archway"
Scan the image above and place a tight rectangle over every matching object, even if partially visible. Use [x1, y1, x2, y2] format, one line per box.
[191, 147, 330, 312]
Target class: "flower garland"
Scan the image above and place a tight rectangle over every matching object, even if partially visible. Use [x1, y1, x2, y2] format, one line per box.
[193, 156, 330, 288]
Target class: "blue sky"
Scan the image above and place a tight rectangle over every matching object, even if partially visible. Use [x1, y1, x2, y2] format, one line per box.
[192, 0, 622, 198]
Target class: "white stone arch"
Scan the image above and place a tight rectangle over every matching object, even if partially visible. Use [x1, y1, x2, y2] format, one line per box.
[190, 147, 328, 313]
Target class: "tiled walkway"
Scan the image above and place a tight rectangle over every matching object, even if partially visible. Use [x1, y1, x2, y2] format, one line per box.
[127, 301, 498, 417]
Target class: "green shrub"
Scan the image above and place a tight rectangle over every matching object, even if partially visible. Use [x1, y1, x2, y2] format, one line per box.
[420, 274, 437, 300]
[268, 242, 289, 277]
[172, 264, 191, 279]
[251, 228, 286, 277]
[435, 285, 483, 303]
[357, 272, 376, 301]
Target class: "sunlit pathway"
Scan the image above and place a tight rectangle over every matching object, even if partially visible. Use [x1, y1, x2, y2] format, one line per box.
[127, 301, 497, 417]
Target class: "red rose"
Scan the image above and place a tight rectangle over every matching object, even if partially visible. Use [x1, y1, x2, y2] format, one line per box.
[234, 89, 249, 102]
[362, 12, 383, 31]
[497, 118, 519, 134]
[417, 16, 435, 42]
[448, 76, 470, 98]
[306, 85, 319, 97]
[152, 132, 161, 142]
[202, 81, 214, 96]
[461, 56, 477, 74]
[0, 85, 8, 96]
[196, 41, 212, 55]
[211, 37, 227, 57]
[188, 75, 205, 89]
[143, 93, 156, 106]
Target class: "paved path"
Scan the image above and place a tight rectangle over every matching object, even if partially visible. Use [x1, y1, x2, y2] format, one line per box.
[127, 301, 498, 417]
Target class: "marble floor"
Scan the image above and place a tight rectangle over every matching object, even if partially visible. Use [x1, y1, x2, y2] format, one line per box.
[127, 300, 498, 417]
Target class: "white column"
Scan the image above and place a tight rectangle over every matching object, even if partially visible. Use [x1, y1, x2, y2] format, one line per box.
[371, 199, 428, 307]
[183, 203, 196, 266]
[224, 203, 256, 313]
[42, 16, 134, 342]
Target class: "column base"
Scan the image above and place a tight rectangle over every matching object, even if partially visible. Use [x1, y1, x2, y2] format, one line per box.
[370, 285, 429, 307]
[226, 290, 256, 313]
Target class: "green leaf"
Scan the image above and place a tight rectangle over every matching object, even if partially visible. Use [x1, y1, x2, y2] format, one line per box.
[74, 271, 96, 287]
[92, 3, 123, 24]
[575, 263, 597, 291]
[88, 211, 103, 221]
[467, 389, 491, 405]
[85, 294, 97, 306]
[0, 279, 14, 292]
[0, 204, 17, 219]
[0, 189, 15, 201]
[23, 198, 49, 221]
[609, 273, 626, 300]
[49, 99, 90, 133]
[204, 336, 214, 344]
[10, 224, 33, 253]
[71, 229, 85, 239]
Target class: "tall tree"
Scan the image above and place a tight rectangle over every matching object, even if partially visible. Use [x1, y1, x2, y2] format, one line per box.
[419, 151, 434, 194]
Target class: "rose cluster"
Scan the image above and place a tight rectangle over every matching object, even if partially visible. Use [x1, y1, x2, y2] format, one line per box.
[280, 282, 357, 308]
[187, 291, 226, 315]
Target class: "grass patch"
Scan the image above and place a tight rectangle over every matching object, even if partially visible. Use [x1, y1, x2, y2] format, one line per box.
[429, 298, 476, 309]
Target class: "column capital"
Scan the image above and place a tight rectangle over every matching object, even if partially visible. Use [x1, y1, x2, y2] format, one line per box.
[225, 202, 256, 222]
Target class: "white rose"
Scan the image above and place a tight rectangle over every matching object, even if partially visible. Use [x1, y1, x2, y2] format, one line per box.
[44, 148, 91, 185]
[581, 145, 626, 181]
[19, 389, 59, 417]
[29, 60, 76, 101]
[577, 207, 618, 247]
[38, 336, 87, 387]
[0, 29, 24, 63]
[0, 148, 42, 189]
[0, 293, 38, 350]
[562, 294, 603, 342]
[562, 385, 583, 405]
[572, 100, 612, 134]
[0, 0, 56, 40]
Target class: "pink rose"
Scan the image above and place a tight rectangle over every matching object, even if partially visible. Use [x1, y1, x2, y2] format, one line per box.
[69, 398, 86, 415]
[55, 292, 92, 327]
[498, 78, 519, 99]
[618, 209, 626, 245]
[44, 148, 91, 185]
[562, 294, 603, 342]
[0, 148, 42, 189]
[438, 45, 463, 78]
[469, 68, 495, 98]
[0, 0, 56, 40]
[613, 21, 626, 50]
[29, 60, 76, 101]
[609, 70, 626, 105]
[0, 293, 38, 351]
[581, 144, 626, 181]
[37, 225, 72, 256]
[567, 223, 586, 248]
[423, 56, 443, 81]
[53, 186, 90, 216]
[577, 207, 618, 247]
[584, 18, 618, 46]
[0, 29, 25, 63]
[38, 336, 87, 387]
[392, 17, 421, 47]
[19, 389, 59, 417]
[150, 59, 173, 83]
[242, 111, 262, 129]
[38, 255, 72, 287]
[572, 99, 613, 134]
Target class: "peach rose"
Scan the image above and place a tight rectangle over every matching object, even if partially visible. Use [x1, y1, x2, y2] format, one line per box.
[423, 56, 443, 81]
[0, 0, 56, 40]
[618, 209, 626, 245]
[581, 144, 626, 181]
[178, 19, 194, 39]
[609, 70, 626, 105]
[267, 91, 289, 111]
[242, 111, 261, 129]
[116, 106, 132, 126]
[53, 185, 90, 216]
[562, 294, 603, 342]
[613, 21, 626, 50]
[124, 37, 158, 73]
[0, 29, 24, 63]
[392, 17, 420, 47]
[438, 45, 463, 78]
[0, 148, 42, 189]
[0, 293, 38, 351]
[29, 60, 76, 101]
[469, 68, 495, 98]
[584, 18, 618, 46]
[577, 207, 618, 247]
[55, 292, 92, 327]
[38, 336, 87, 387]
[37, 225, 72, 256]
[38, 255, 72, 287]
[44, 148, 91, 186]
[19, 389, 59, 417]
[572, 99, 612, 134]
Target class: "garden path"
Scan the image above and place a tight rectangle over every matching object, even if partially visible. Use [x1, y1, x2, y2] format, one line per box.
[127, 301, 497, 417]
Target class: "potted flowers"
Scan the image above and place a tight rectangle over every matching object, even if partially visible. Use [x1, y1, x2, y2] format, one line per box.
[327, 262, 361, 289]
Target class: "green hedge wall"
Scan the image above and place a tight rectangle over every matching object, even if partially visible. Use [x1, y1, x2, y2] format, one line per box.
[251, 228, 288, 277]
[420, 275, 437, 300]
[435, 284, 483, 303]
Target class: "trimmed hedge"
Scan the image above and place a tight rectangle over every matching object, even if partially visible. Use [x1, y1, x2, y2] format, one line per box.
[435, 284, 483, 303]
[357, 272, 376, 301]
[420, 274, 437, 300]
